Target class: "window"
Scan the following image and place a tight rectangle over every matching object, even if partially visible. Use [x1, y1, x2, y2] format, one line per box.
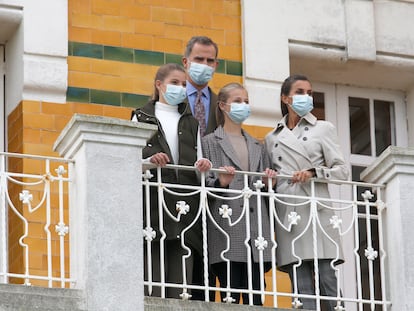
[349, 97, 395, 157]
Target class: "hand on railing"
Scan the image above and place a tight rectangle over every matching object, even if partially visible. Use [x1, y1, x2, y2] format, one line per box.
[150, 152, 170, 167]
[194, 158, 212, 172]
[291, 168, 315, 184]
[261, 168, 277, 188]
[217, 165, 236, 187]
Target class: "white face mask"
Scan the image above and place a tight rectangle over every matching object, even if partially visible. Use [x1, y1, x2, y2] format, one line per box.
[161, 84, 187, 106]
[188, 62, 215, 85]
[290, 94, 314, 117]
[225, 102, 251, 124]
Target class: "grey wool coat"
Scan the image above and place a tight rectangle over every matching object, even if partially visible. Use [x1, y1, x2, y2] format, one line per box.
[265, 113, 349, 271]
[202, 126, 274, 266]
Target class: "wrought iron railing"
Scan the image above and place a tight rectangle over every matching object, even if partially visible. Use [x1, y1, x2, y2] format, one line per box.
[0, 153, 391, 310]
[0, 152, 73, 288]
[142, 163, 391, 311]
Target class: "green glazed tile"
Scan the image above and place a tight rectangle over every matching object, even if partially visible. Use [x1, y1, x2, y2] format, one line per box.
[134, 49, 164, 66]
[122, 93, 150, 108]
[68, 42, 74, 56]
[72, 42, 103, 59]
[67, 87, 89, 103]
[90, 89, 121, 106]
[226, 61, 243, 76]
[104, 46, 134, 63]
[165, 53, 182, 65]
[215, 59, 226, 74]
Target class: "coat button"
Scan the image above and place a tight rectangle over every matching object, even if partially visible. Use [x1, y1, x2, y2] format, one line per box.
[303, 137, 307, 141]
[287, 180, 292, 185]
[274, 143, 278, 148]
[147, 143, 152, 147]
[250, 207, 254, 213]
[278, 156, 282, 161]
[304, 127, 309, 131]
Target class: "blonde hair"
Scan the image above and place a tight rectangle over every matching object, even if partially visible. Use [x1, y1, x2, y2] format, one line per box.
[216, 83, 246, 126]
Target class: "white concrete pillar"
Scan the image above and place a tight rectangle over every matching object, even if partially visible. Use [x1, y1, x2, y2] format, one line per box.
[361, 146, 414, 311]
[241, 0, 289, 127]
[53, 114, 156, 311]
[407, 87, 414, 148]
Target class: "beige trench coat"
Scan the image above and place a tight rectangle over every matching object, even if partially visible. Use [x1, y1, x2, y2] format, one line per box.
[265, 113, 349, 271]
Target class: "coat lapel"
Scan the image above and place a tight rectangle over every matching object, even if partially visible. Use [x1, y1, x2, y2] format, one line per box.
[244, 130, 262, 172]
[276, 117, 314, 168]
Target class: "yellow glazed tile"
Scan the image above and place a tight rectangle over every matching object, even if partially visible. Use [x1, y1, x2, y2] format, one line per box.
[134, 20, 165, 36]
[103, 16, 135, 33]
[23, 113, 55, 131]
[212, 15, 240, 31]
[164, 24, 195, 42]
[68, 56, 92, 72]
[120, 4, 150, 20]
[41, 102, 73, 116]
[183, 12, 212, 28]
[91, 29, 121, 46]
[22, 101, 41, 113]
[154, 37, 183, 54]
[152, 7, 183, 24]
[122, 33, 153, 50]
[92, 0, 121, 16]
[22, 128, 41, 144]
[71, 13, 104, 29]
[68, 26, 92, 42]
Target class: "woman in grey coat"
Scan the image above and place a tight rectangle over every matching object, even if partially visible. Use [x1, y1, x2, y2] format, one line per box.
[202, 83, 276, 305]
[265, 75, 349, 310]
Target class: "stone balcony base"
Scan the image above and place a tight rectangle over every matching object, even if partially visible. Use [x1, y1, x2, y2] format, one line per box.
[0, 283, 311, 311]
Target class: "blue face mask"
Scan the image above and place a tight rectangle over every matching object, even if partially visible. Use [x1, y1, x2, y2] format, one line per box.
[188, 62, 215, 85]
[291, 94, 314, 117]
[162, 84, 187, 106]
[226, 102, 251, 124]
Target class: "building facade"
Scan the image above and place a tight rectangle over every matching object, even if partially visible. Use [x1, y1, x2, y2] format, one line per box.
[0, 0, 414, 309]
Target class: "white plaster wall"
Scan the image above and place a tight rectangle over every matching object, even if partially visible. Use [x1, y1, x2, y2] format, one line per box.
[407, 88, 414, 147]
[283, 0, 347, 47]
[5, 21, 24, 117]
[374, 1, 414, 56]
[242, 0, 414, 128]
[242, 0, 289, 127]
[0, 0, 68, 117]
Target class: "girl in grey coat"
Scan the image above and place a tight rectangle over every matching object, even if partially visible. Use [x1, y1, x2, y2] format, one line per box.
[265, 75, 349, 310]
[202, 83, 276, 305]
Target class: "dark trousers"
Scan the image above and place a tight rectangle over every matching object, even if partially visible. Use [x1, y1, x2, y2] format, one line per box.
[213, 261, 264, 305]
[287, 260, 343, 310]
[144, 240, 194, 299]
[190, 251, 217, 301]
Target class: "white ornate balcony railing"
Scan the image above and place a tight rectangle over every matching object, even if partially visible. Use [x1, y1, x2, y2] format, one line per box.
[0, 152, 74, 288]
[142, 163, 391, 311]
[0, 150, 393, 311]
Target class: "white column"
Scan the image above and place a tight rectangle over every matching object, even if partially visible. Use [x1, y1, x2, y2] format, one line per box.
[241, 0, 290, 127]
[54, 114, 156, 311]
[361, 146, 414, 311]
[407, 87, 414, 147]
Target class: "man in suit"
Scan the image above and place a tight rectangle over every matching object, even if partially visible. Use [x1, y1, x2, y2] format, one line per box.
[182, 36, 219, 137]
[182, 36, 219, 301]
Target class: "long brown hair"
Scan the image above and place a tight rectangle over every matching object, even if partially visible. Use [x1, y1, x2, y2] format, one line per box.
[152, 63, 186, 101]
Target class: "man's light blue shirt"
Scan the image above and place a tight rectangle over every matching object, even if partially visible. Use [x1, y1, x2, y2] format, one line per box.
[186, 82, 210, 125]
